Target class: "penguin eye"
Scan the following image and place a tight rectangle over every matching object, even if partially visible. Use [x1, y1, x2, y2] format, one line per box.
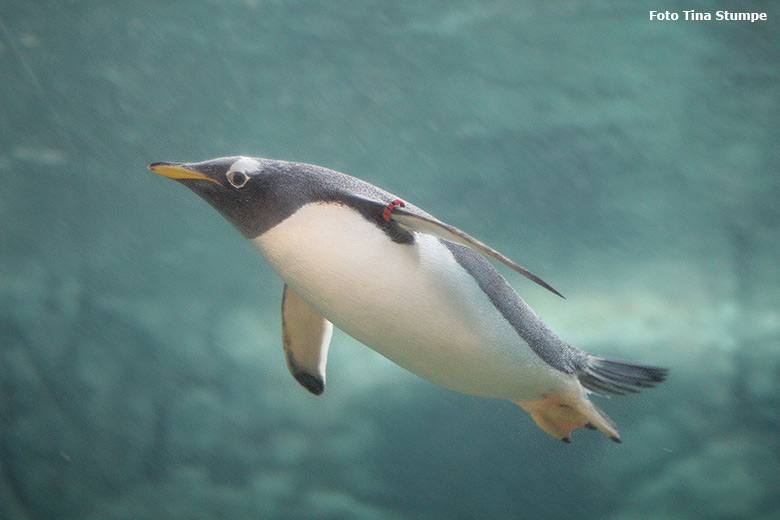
[226, 170, 249, 188]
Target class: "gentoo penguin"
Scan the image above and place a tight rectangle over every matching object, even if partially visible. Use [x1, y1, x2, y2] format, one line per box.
[149, 156, 667, 443]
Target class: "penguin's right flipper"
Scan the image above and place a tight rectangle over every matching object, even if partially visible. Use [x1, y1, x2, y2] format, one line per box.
[281, 284, 333, 395]
[388, 206, 564, 298]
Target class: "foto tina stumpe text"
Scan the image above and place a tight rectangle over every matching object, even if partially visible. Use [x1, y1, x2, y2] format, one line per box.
[650, 10, 767, 22]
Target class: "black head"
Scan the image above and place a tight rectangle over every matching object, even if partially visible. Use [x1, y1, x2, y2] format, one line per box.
[150, 155, 415, 243]
[149, 156, 303, 238]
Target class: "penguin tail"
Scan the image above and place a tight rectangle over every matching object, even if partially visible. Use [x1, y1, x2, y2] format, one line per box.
[576, 355, 668, 397]
[515, 356, 668, 443]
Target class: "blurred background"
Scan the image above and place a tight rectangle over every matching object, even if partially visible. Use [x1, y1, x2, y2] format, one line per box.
[1, 1, 778, 518]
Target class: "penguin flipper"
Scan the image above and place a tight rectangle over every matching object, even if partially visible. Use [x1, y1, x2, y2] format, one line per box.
[281, 284, 333, 395]
[389, 206, 564, 298]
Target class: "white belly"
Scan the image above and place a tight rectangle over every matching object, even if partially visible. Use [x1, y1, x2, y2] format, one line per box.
[251, 203, 569, 399]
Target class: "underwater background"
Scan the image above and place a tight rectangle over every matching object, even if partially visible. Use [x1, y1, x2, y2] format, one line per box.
[1, 1, 779, 518]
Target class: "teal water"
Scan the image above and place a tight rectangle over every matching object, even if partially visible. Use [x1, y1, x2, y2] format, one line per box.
[1, 1, 779, 519]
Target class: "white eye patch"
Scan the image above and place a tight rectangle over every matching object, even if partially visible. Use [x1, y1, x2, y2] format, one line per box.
[226, 157, 262, 188]
[229, 157, 261, 173]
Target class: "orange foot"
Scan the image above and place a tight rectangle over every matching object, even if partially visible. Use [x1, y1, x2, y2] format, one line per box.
[514, 386, 620, 443]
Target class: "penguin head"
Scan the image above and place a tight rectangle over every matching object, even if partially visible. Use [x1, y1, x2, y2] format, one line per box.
[150, 156, 261, 188]
[149, 156, 294, 238]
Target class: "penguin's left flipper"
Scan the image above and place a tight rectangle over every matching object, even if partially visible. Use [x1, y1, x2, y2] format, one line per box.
[387, 205, 564, 298]
[282, 284, 334, 395]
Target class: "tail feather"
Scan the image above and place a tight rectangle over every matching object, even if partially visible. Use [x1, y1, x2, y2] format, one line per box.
[517, 355, 668, 442]
[577, 355, 668, 397]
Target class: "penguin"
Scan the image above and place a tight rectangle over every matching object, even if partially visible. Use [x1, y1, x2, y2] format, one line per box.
[149, 156, 667, 443]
